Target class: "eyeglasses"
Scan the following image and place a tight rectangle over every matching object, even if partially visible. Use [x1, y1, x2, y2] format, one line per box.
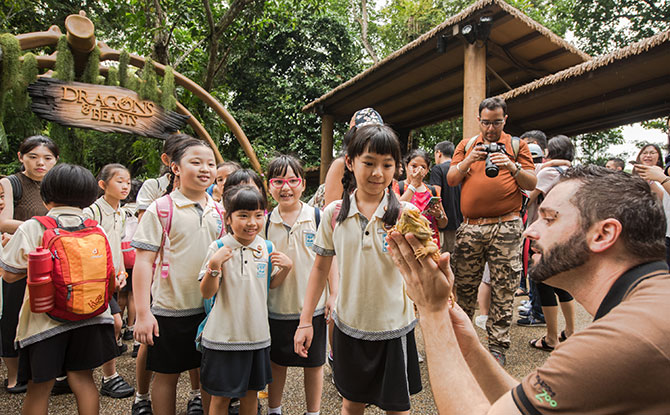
[641, 151, 658, 156]
[480, 119, 505, 127]
[269, 178, 303, 188]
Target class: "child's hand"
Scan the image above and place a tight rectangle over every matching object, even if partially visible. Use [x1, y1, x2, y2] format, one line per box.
[1, 233, 10, 247]
[270, 251, 292, 270]
[209, 245, 233, 270]
[325, 295, 336, 324]
[134, 314, 159, 346]
[294, 325, 313, 358]
[116, 272, 127, 290]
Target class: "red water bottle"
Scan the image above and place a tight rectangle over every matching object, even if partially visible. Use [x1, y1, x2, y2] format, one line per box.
[27, 247, 54, 313]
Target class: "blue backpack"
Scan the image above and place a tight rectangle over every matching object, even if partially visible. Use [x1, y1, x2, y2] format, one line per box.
[195, 238, 274, 351]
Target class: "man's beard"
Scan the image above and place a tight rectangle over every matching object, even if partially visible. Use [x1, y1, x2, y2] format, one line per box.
[529, 233, 591, 282]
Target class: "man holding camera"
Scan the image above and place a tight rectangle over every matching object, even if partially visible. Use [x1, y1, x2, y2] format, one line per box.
[447, 97, 536, 365]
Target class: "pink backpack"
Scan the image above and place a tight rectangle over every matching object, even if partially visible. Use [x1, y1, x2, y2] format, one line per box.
[154, 195, 225, 279]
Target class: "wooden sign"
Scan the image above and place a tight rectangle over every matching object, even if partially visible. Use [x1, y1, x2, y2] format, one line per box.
[28, 78, 189, 139]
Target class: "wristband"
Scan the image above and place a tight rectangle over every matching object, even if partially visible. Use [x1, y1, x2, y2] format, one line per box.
[297, 324, 313, 329]
[513, 162, 523, 178]
[662, 177, 670, 185]
[407, 184, 418, 193]
[456, 162, 470, 175]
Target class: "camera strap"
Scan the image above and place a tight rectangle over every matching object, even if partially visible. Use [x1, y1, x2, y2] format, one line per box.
[465, 135, 521, 160]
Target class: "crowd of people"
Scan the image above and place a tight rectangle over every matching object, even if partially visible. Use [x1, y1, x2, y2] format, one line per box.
[0, 96, 668, 415]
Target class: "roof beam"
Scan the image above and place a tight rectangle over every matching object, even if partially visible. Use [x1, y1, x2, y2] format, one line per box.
[503, 31, 542, 50]
[487, 40, 548, 78]
[529, 48, 569, 65]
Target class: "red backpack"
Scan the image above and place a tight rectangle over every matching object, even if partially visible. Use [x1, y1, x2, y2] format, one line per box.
[34, 216, 116, 322]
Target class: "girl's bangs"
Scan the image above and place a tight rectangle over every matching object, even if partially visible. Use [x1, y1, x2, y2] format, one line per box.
[225, 187, 266, 214]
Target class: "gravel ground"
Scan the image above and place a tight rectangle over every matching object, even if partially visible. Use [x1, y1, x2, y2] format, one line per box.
[0, 297, 591, 414]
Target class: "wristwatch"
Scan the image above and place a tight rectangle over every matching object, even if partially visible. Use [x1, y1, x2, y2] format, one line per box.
[513, 162, 522, 178]
[207, 266, 221, 278]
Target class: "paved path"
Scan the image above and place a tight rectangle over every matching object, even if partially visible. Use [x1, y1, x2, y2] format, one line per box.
[0, 297, 591, 414]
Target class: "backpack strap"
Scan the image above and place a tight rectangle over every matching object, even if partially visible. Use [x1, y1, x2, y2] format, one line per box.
[463, 135, 479, 153]
[155, 194, 173, 279]
[33, 216, 57, 231]
[212, 201, 225, 238]
[426, 184, 437, 197]
[314, 206, 321, 229]
[511, 136, 520, 160]
[265, 240, 273, 293]
[8, 175, 22, 203]
[398, 180, 405, 196]
[264, 212, 271, 239]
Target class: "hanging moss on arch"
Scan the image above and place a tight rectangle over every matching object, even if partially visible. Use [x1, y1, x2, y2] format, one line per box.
[82, 46, 101, 84]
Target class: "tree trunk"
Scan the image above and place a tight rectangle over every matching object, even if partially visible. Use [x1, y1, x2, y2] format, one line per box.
[356, 0, 379, 64]
[147, 0, 170, 65]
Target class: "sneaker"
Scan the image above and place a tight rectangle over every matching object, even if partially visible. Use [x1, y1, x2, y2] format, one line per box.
[132, 343, 140, 358]
[132, 399, 153, 415]
[516, 316, 546, 327]
[100, 375, 134, 398]
[490, 350, 506, 366]
[520, 299, 530, 306]
[518, 308, 530, 317]
[118, 343, 128, 355]
[6, 381, 27, 394]
[123, 328, 134, 341]
[517, 303, 531, 312]
[187, 396, 203, 415]
[51, 378, 72, 395]
[474, 315, 488, 330]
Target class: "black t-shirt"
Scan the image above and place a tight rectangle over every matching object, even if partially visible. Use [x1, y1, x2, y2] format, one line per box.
[429, 161, 462, 231]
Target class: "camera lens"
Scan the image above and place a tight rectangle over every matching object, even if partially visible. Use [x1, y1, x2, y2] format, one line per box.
[485, 154, 499, 177]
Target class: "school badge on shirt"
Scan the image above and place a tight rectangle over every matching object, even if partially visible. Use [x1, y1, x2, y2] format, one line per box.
[303, 230, 315, 248]
[377, 228, 389, 253]
[257, 262, 267, 279]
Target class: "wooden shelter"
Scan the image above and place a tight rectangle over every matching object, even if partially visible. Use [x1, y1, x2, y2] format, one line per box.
[500, 30, 670, 137]
[303, 0, 589, 181]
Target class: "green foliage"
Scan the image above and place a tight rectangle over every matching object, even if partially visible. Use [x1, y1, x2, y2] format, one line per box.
[161, 66, 176, 111]
[106, 66, 119, 86]
[0, 33, 20, 119]
[16, 53, 39, 111]
[119, 50, 130, 88]
[139, 58, 159, 102]
[82, 46, 101, 84]
[54, 36, 74, 81]
[412, 118, 463, 153]
[575, 128, 625, 165]
[563, 0, 670, 55]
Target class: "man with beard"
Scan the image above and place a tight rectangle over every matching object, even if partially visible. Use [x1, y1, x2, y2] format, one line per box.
[387, 165, 670, 414]
[447, 97, 536, 365]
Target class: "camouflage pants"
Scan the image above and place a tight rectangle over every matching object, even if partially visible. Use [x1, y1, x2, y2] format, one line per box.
[452, 218, 523, 353]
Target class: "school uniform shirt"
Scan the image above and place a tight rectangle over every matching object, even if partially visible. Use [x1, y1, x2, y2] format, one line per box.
[265, 202, 326, 319]
[313, 191, 417, 340]
[83, 197, 125, 276]
[197, 234, 280, 350]
[0, 207, 114, 348]
[136, 174, 170, 212]
[131, 190, 224, 317]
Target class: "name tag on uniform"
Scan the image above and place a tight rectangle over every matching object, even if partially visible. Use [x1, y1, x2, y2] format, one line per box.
[379, 230, 389, 253]
[257, 262, 267, 279]
[303, 230, 315, 248]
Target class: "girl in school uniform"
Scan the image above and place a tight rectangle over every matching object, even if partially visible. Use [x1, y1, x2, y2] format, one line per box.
[0, 164, 118, 414]
[295, 124, 422, 414]
[132, 137, 224, 415]
[200, 185, 292, 415]
[264, 155, 337, 415]
[0, 135, 59, 394]
[83, 164, 134, 399]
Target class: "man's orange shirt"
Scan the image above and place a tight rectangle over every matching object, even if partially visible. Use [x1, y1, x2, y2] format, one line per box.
[451, 132, 534, 219]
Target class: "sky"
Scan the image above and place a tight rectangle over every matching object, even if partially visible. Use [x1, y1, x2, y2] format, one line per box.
[613, 123, 667, 162]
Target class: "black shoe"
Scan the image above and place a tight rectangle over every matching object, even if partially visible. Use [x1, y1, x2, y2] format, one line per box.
[132, 399, 153, 415]
[6, 381, 27, 394]
[51, 378, 72, 395]
[228, 398, 239, 415]
[100, 375, 134, 398]
[518, 308, 530, 317]
[132, 344, 140, 358]
[123, 328, 134, 341]
[187, 396, 203, 415]
[118, 343, 128, 355]
[516, 316, 546, 327]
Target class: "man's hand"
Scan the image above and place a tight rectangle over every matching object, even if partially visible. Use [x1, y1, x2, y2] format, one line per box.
[465, 145, 488, 165]
[386, 231, 453, 313]
[488, 152, 514, 170]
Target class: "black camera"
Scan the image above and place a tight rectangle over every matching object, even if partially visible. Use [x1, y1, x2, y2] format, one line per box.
[481, 142, 506, 178]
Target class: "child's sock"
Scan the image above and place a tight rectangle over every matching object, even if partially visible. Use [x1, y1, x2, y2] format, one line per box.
[135, 392, 150, 403]
[56, 376, 67, 382]
[103, 372, 120, 382]
[306, 411, 320, 415]
[268, 406, 281, 414]
[188, 389, 201, 400]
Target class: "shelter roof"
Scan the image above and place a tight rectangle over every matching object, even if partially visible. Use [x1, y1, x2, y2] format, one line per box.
[501, 30, 670, 137]
[302, 0, 589, 130]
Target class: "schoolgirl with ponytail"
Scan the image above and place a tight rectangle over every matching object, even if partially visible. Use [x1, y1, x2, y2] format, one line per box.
[295, 124, 422, 414]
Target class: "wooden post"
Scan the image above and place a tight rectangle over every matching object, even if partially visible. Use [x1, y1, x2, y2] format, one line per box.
[320, 115, 335, 184]
[462, 43, 487, 140]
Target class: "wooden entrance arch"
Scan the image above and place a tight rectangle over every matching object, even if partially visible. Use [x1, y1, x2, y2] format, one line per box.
[14, 11, 262, 174]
